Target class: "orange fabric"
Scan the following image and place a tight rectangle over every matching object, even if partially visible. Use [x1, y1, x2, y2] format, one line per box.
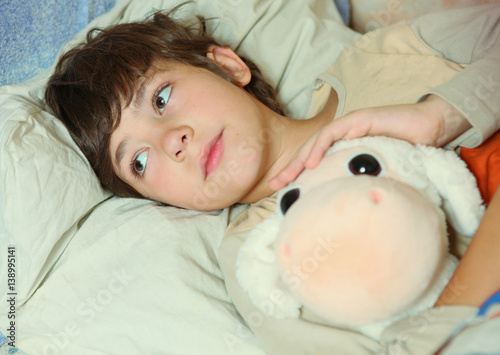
[461, 131, 500, 205]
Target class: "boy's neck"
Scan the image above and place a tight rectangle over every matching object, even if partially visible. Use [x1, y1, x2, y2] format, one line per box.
[239, 89, 338, 203]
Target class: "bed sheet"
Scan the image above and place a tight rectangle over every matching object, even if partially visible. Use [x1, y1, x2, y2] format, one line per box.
[0, 0, 357, 353]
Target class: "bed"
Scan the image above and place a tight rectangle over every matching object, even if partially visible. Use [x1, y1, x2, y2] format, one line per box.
[0, 1, 356, 353]
[1, 0, 499, 354]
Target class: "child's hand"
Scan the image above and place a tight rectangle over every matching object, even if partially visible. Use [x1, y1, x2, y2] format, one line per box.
[269, 94, 470, 190]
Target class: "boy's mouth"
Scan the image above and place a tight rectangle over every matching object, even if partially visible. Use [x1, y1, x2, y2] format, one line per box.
[200, 131, 224, 178]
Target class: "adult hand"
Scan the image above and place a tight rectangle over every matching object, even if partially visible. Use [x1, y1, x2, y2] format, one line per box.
[269, 94, 471, 190]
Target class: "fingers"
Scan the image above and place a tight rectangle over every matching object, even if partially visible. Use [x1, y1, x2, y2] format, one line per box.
[269, 103, 444, 191]
[268, 116, 354, 190]
[268, 111, 369, 190]
[268, 159, 306, 190]
[269, 128, 343, 190]
[304, 126, 343, 168]
[303, 115, 358, 168]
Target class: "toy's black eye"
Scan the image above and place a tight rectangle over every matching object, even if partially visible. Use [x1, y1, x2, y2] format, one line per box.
[280, 187, 301, 215]
[348, 154, 382, 176]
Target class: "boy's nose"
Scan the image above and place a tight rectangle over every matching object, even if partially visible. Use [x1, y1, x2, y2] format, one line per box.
[162, 126, 193, 162]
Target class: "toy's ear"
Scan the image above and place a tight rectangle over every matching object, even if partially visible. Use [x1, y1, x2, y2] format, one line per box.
[417, 145, 485, 237]
[236, 212, 302, 319]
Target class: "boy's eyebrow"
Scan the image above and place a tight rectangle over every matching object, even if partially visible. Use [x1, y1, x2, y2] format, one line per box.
[133, 79, 150, 109]
[115, 137, 129, 170]
[131, 68, 160, 108]
[116, 77, 152, 168]
[115, 68, 161, 170]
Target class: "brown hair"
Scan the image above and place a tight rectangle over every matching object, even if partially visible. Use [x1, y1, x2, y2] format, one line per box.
[45, 4, 284, 199]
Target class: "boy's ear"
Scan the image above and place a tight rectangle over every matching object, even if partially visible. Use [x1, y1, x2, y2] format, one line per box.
[206, 46, 251, 87]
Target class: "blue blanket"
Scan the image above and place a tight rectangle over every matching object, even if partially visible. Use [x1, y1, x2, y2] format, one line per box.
[0, 0, 350, 87]
[0, 0, 116, 87]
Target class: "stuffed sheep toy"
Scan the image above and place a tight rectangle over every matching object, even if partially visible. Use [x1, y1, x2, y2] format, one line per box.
[236, 136, 485, 339]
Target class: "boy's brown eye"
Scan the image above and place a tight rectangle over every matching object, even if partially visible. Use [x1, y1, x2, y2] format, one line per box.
[156, 97, 166, 109]
[132, 150, 148, 176]
[154, 85, 172, 113]
[134, 159, 144, 171]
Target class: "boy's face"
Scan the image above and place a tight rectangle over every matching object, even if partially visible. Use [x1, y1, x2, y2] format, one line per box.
[109, 60, 277, 211]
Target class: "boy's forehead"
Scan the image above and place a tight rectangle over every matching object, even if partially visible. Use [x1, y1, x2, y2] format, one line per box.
[133, 61, 177, 92]
[124, 60, 197, 109]
[130, 61, 192, 100]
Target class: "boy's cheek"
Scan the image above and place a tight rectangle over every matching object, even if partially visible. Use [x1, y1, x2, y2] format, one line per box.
[236, 140, 260, 161]
[226, 160, 243, 177]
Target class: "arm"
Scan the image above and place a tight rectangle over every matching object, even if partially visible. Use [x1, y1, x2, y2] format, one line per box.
[436, 187, 500, 307]
[409, 4, 500, 149]
[270, 4, 500, 190]
[269, 94, 470, 190]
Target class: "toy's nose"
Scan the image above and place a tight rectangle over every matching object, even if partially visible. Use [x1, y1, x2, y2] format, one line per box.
[368, 189, 384, 204]
[281, 243, 292, 259]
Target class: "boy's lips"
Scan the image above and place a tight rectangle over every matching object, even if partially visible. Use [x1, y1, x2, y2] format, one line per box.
[200, 131, 224, 178]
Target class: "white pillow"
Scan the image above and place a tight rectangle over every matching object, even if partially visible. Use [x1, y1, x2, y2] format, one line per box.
[0, 82, 112, 304]
[0, 0, 357, 352]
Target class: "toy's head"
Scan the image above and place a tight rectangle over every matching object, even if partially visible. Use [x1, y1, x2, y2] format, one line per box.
[275, 141, 448, 325]
[237, 136, 484, 329]
[275, 136, 486, 326]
